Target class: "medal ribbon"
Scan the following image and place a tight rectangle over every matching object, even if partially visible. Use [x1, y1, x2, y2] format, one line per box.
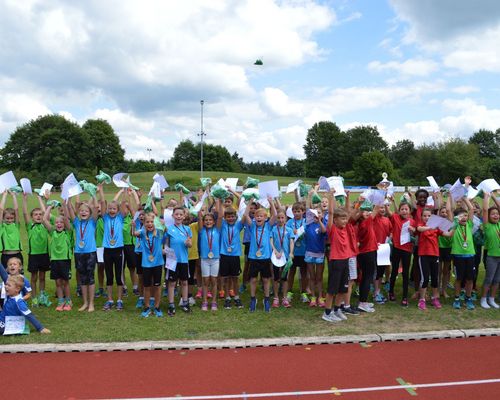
[146, 231, 154, 256]
[206, 227, 213, 252]
[227, 224, 234, 246]
[459, 224, 467, 243]
[294, 219, 302, 230]
[110, 217, 115, 239]
[255, 224, 265, 251]
[80, 219, 89, 241]
[277, 225, 285, 250]
[174, 224, 188, 237]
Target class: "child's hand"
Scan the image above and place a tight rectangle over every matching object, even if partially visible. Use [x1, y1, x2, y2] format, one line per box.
[40, 328, 51, 334]
[185, 237, 192, 247]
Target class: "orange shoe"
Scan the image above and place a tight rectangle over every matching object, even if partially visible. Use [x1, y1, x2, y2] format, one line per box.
[218, 290, 225, 299]
[56, 301, 64, 311]
[63, 300, 72, 311]
[229, 289, 236, 297]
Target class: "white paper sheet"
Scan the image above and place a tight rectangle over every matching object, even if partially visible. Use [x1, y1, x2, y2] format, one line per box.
[286, 206, 294, 219]
[326, 176, 346, 197]
[153, 173, 169, 190]
[3, 316, 27, 335]
[472, 215, 481, 234]
[318, 176, 330, 191]
[294, 225, 305, 242]
[164, 246, 177, 271]
[400, 220, 411, 245]
[39, 182, 53, 197]
[477, 178, 500, 194]
[61, 173, 83, 200]
[237, 199, 247, 219]
[225, 178, 238, 191]
[257, 198, 270, 209]
[427, 215, 454, 232]
[467, 186, 479, 200]
[271, 251, 287, 267]
[258, 180, 280, 199]
[149, 181, 161, 199]
[163, 208, 175, 227]
[0, 171, 18, 193]
[368, 189, 386, 206]
[426, 176, 440, 192]
[305, 209, 318, 225]
[449, 179, 466, 201]
[96, 247, 104, 263]
[112, 173, 129, 188]
[377, 243, 391, 266]
[286, 180, 302, 193]
[20, 178, 32, 195]
[426, 196, 435, 207]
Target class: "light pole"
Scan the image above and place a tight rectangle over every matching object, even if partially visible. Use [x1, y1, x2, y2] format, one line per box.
[147, 148, 152, 160]
[197, 100, 206, 178]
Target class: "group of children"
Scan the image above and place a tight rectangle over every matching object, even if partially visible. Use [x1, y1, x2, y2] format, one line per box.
[0, 174, 499, 334]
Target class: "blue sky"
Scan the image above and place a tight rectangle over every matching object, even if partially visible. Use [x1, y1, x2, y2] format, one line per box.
[0, 0, 499, 163]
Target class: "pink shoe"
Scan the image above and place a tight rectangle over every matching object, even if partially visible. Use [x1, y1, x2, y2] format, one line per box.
[318, 297, 326, 308]
[195, 288, 202, 299]
[418, 299, 426, 311]
[56, 302, 64, 312]
[201, 302, 208, 311]
[309, 297, 317, 307]
[272, 297, 279, 308]
[431, 297, 442, 309]
[282, 299, 291, 308]
[207, 291, 213, 299]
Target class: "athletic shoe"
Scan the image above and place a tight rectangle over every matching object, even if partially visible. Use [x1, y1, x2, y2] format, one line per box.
[480, 297, 490, 309]
[301, 292, 309, 303]
[178, 298, 184, 307]
[167, 304, 176, 317]
[32, 296, 39, 307]
[224, 298, 232, 309]
[103, 301, 114, 311]
[318, 297, 326, 308]
[135, 297, 144, 309]
[358, 302, 375, 312]
[453, 299, 461, 309]
[229, 289, 236, 298]
[431, 297, 442, 309]
[154, 308, 163, 318]
[375, 293, 386, 304]
[487, 297, 500, 309]
[56, 300, 65, 312]
[122, 287, 128, 297]
[219, 290, 225, 299]
[249, 297, 257, 312]
[62, 299, 72, 311]
[239, 283, 246, 294]
[418, 299, 426, 311]
[383, 282, 390, 292]
[322, 312, 341, 323]
[343, 306, 360, 315]
[309, 297, 317, 307]
[471, 291, 477, 301]
[353, 288, 359, 297]
[211, 302, 218, 311]
[388, 293, 396, 302]
[447, 282, 454, 290]
[286, 291, 293, 301]
[162, 288, 168, 297]
[116, 300, 124, 311]
[459, 290, 466, 301]
[264, 298, 271, 312]
[234, 298, 243, 309]
[195, 288, 202, 299]
[201, 302, 208, 311]
[188, 297, 196, 306]
[207, 291, 213, 299]
[400, 298, 408, 307]
[334, 309, 347, 320]
[282, 298, 291, 308]
[272, 297, 279, 308]
[466, 298, 475, 310]
[180, 302, 191, 313]
[94, 289, 101, 298]
[133, 288, 140, 296]
[366, 302, 374, 307]
[76, 287, 82, 297]
[141, 308, 151, 318]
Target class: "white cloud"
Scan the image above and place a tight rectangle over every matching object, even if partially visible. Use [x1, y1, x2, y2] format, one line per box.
[368, 58, 439, 77]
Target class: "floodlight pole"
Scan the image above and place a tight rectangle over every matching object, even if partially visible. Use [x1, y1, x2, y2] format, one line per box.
[198, 100, 206, 178]
[147, 148, 152, 160]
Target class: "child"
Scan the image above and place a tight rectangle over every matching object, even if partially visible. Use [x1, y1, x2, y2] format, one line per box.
[22, 193, 50, 306]
[0, 191, 23, 267]
[243, 197, 277, 312]
[416, 209, 453, 310]
[385, 198, 416, 306]
[68, 201, 98, 312]
[120, 189, 139, 297]
[133, 212, 165, 317]
[480, 192, 500, 309]
[437, 205, 453, 298]
[95, 201, 106, 298]
[0, 264, 50, 335]
[43, 202, 73, 311]
[373, 205, 392, 303]
[286, 202, 308, 303]
[240, 202, 258, 293]
[165, 206, 193, 316]
[0, 257, 32, 306]
[270, 208, 294, 308]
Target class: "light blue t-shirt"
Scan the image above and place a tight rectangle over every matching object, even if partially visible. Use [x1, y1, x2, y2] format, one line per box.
[199, 226, 221, 259]
[73, 218, 97, 253]
[134, 219, 143, 254]
[243, 224, 252, 244]
[271, 224, 293, 257]
[166, 224, 192, 264]
[286, 218, 306, 256]
[138, 228, 165, 268]
[103, 213, 125, 248]
[220, 219, 244, 256]
[248, 220, 273, 260]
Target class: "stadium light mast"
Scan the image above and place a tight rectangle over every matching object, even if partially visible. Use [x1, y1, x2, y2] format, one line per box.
[198, 100, 206, 178]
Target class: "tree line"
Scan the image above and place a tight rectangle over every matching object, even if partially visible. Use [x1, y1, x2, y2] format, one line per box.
[0, 114, 498, 185]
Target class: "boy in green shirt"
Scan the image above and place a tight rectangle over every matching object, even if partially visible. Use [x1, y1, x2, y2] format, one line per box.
[0, 191, 23, 267]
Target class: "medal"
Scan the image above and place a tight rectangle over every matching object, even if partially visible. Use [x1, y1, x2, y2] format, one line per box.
[462, 242, 468, 249]
[459, 225, 468, 250]
[206, 227, 214, 259]
[296, 242, 301, 247]
[227, 246, 232, 253]
[79, 241, 84, 248]
[256, 250, 262, 257]
[148, 255, 154, 262]
[79, 219, 89, 248]
[208, 252, 214, 259]
[255, 224, 265, 259]
[110, 239, 116, 246]
[227, 224, 235, 252]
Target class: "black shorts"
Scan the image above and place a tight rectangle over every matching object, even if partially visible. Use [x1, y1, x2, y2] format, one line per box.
[166, 262, 189, 282]
[272, 265, 287, 282]
[135, 252, 143, 274]
[188, 259, 197, 285]
[249, 258, 272, 279]
[244, 242, 250, 257]
[28, 253, 50, 273]
[327, 259, 349, 295]
[123, 244, 137, 270]
[292, 255, 305, 269]
[453, 256, 475, 281]
[50, 260, 71, 281]
[439, 247, 452, 262]
[220, 254, 241, 277]
[143, 266, 163, 287]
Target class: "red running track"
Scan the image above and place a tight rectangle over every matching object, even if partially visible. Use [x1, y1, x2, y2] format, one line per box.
[1, 336, 499, 399]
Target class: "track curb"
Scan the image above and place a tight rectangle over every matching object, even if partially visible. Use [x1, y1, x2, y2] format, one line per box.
[1, 328, 499, 354]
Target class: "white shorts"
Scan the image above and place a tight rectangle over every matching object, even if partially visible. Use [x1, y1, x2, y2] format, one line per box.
[348, 257, 357, 280]
[201, 258, 220, 277]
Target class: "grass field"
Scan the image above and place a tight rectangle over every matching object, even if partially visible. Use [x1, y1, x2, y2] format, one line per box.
[1, 171, 499, 344]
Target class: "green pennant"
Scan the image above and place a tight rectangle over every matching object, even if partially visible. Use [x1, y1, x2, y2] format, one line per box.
[46, 200, 61, 208]
[210, 184, 230, 199]
[79, 180, 97, 198]
[200, 177, 212, 188]
[245, 177, 260, 188]
[174, 183, 190, 194]
[95, 170, 111, 184]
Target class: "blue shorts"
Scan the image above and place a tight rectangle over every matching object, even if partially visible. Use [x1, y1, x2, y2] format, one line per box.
[305, 255, 325, 264]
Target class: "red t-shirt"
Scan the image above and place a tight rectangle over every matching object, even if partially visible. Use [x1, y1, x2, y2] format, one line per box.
[413, 204, 433, 226]
[390, 213, 415, 252]
[328, 223, 356, 260]
[373, 215, 392, 244]
[417, 225, 441, 257]
[357, 218, 378, 254]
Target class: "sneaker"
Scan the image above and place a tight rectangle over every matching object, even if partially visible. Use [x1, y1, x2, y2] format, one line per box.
[32, 296, 39, 307]
[195, 288, 203, 299]
[219, 290, 225, 299]
[116, 300, 124, 311]
[167, 304, 176, 316]
[201, 302, 208, 311]
[94, 289, 101, 298]
[431, 297, 442, 309]
[133, 288, 140, 296]
[487, 297, 500, 309]
[282, 298, 291, 308]
[136, 297, 144, 309]
[211, 302, 218, 311]
[358, 302, 375, 312]
[471, 291, 477, 301]
[239, 283, 246, 294]
[318, 297, 326, 308]
[343, 306, 360, 316]
[154, 308, 163, 317]
[229, 289, 236, 297]
[272, 297, 279, 308]
[180, 302, 191, 313]
[234, 298, 243, 309]
[383, 281, 390, 292]
[480, 297, 490, 309]
[401, 298, 408, 307]
[286, 291, 293, 301]
[162, 288, 168, 297]
[264, 298, 271, 312]
[459, 290, 466, 301]
[62, 300, 72, 311]
[334, 309, 347, 320]
[309, 297, 317, 307]
[418, 299, 426, 311]
[249, 297, 257, 312]
[122, 287, 128, 297]
[353, 288, 359, 297]
[322, 311, 341, 323]
[375, 293, 387, 304]
[388, 293, 396, 302]
[301, 292, 309, 303]
[56, 300, 65, 312]
[466, 298, 475, 310]
[224, 298, 232, 309]
[76, 287, 82, 297]
[453, 299, 461, 309]
[207, 291, 213, 299]
[141, 308, 151, 318]
[103, 301, 114, 311]
[188, 297, 196, 306]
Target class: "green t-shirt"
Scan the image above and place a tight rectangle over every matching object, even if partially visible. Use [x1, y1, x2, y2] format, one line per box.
[438, 235, 452, 249]
[1, 222, 22, 251]
[483, 222, 500, 257]
[122, 215, 133, 246]
[451, 220, 475, 256]
[26, 222, 49, 255]
[96, 217, 104, 248]
[49, 230, 72, 260]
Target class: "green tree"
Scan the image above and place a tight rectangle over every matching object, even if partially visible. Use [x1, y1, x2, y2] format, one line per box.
[352, 151, 394, 185]
[468, 129, 499, 159]
[285, 157, 305, 177]
[197, 143, 233, 172]
[170, 140, 198, 170]
[400, 144, 440, 184]
[303, 121, 346, 177]
[435, 139, 483, 183]
[82, 119, 125, 174]
[344, 125, 388, 170]
[389, 139, 416, 168]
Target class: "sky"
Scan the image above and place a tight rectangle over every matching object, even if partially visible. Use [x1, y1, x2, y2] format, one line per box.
[1, 0, 499, 163]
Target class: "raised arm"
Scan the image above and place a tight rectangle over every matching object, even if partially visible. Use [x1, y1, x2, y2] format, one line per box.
[327, 189, 335, 230]
[483, 192, 490, 222]
[216, 198, 223, 229]
[268, 196, 277, 226]
[243, 200, 252, 226]
[462, 196, 474, 221]
[445, 195, 453, 222]
[22, 192, 30, 224]
[98, 184, 106, 217]
[42, 205, 53, 231]
[61, 202, 72, 230]
[0, 191, 8, 223]
[10, 192, 19, 223]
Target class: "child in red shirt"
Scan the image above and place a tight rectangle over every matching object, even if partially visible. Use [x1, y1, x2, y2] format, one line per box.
[373, 207, 392, 303]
